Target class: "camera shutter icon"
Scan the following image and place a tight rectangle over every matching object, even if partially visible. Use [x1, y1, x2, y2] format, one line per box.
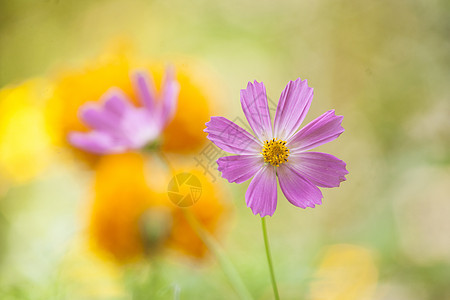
[167, 172, 202, 207]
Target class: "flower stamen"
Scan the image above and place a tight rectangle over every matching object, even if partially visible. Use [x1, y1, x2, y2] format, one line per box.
[261, 138, 289, 167]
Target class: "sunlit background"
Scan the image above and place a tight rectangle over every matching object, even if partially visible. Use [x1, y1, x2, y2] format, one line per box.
[1, 0, 449, 299]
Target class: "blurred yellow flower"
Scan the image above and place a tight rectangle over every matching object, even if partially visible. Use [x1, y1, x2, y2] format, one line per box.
[308, 244, 378, 300]
[46, 44, 214, 165]
[0, 80, 54, 185]
[88, 152, 228, 263]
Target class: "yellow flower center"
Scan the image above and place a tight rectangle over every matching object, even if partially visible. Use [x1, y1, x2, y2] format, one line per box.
[261, 138, 289, 167]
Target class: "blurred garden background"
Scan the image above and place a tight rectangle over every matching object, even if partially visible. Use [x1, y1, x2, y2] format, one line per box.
[1, 0, 450, 299]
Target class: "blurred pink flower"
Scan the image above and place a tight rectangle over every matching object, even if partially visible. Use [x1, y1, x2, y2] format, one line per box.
[69, 66, 180, 154]
[205, 79, 348, 217]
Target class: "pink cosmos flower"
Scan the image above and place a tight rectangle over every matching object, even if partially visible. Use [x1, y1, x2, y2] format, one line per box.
[69, 67, 180, 154]
[205, 79, 348, 217]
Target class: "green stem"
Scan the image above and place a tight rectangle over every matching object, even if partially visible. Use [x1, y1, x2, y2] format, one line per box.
[183, 210, 253, 300]
[261, 217, 280, 300]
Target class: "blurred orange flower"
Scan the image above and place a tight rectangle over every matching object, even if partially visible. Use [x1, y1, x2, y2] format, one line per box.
[88, 152, 228, 263]
[88, 152, 158, 262]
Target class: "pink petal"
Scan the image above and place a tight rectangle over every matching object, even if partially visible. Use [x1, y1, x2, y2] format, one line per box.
[287, 110, 344, 152]
[245, 164, 278, 217]
[240, 81, 273, 142]
[160, 65, 180, 126]
[79, 91, 134, 134]
[204, 117, 262, 154]
[68, 131, 127, 154]
[119, 109, 161, 148]
[278, 163, 323, 209]
[102, 89, 132, 117]
[217, 155, 264, 184]
[79, 104, 121, 133]
[132, 71, 157, 112]
[288, 152, 348, 188]
[273, 78, 313, 140]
